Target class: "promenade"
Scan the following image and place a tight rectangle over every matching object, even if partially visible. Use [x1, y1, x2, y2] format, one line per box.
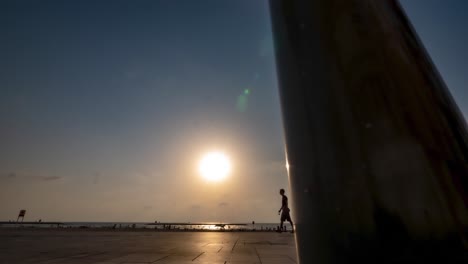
[0, 229, 297, 264]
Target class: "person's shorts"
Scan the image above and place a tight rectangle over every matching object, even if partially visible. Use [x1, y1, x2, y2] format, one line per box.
[281, 209, 292, 222]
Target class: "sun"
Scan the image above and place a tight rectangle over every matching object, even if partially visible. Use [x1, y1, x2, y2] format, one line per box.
[199, 152, 231, 182]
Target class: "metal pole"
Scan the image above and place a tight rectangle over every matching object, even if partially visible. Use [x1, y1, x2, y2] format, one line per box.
[269, 1, 468, 263]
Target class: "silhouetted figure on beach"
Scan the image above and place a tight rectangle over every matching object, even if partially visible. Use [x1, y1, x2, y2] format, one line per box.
[278, 189, 294, 233]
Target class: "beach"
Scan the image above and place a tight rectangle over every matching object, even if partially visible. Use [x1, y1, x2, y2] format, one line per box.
[0, 228, 297, 263]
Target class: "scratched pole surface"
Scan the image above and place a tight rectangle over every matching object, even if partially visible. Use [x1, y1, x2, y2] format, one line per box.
[269, 0, 468, 263]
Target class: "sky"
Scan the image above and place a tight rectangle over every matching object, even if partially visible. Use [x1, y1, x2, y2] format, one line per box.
[0, 0, 467, 223]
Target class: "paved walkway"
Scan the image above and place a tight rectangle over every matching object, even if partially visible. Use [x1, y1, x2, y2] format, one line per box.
[0, 229, 297, 264]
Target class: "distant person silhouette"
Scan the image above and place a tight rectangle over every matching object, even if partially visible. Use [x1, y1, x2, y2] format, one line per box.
[278, 189, 294, 233]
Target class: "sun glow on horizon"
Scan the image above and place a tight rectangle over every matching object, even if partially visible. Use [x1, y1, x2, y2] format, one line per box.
[199, 152, 231, 182]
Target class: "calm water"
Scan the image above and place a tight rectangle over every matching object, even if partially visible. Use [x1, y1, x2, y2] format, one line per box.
[0, 222, 284, 231]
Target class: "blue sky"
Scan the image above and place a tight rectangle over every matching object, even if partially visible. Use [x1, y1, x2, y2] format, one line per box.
[400, 0, 468, 117]
[0, 0, 466, 222]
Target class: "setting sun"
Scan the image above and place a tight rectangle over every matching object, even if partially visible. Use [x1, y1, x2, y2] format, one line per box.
[199, 152, 231, 182]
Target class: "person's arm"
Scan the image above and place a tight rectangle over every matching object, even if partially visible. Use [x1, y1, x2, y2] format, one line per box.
[278, 196, 286, 214]
[278, 205, 284, 214]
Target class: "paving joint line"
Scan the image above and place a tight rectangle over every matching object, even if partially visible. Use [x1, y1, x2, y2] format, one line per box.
[254, 246, 263, 264]
[287, 255, 297, 263]
[192, 252, 204, 261]
[231, 238, 239, 252]
[151, 254, 170, 263]
[225, 237, 240, 263]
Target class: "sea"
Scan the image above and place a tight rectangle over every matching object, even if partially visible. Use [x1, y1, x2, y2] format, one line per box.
[0, 222, 283, 231]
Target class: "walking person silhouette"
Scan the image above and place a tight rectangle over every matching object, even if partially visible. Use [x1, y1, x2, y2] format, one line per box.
[278, 188, 294, 233]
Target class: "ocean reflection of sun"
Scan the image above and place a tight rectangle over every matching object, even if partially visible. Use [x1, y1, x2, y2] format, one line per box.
[199, 152, 231, 182]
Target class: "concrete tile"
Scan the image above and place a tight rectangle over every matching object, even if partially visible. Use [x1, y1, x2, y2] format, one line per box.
[261, 258, 296, 264]
[0, 229, 297, 264]
[106, 253, 168, 263]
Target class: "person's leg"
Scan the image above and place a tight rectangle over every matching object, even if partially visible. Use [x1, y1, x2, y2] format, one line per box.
[286, 214, 294, 232]
[279, 214, 285, 232]
[288, 219, 294, 232]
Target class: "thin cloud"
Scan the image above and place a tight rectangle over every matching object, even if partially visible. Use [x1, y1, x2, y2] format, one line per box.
[41, 176, 62, 181]
[0, 172, 16, 180]
[1, 172, 63, 181]
[218, 202, 229, 207]
[190, 205, 202, 210]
